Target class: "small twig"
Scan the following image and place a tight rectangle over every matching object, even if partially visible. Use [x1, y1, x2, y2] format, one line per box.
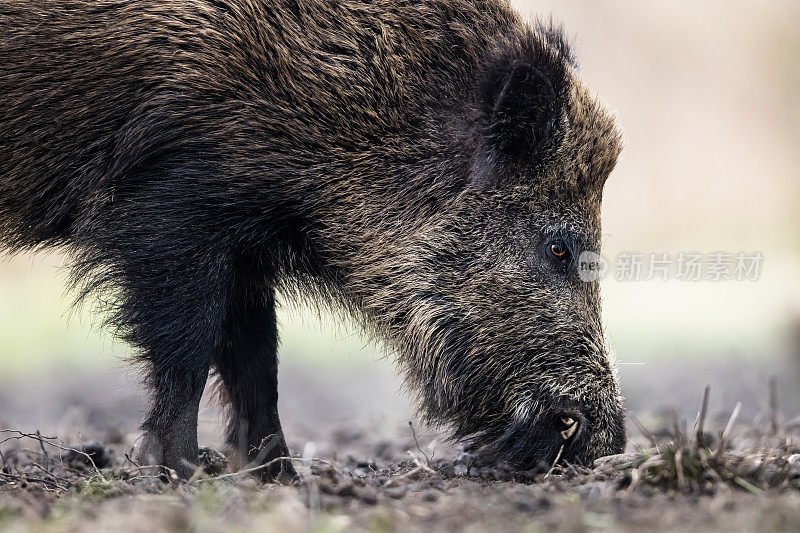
[695, 384, 711, 449]
[0, 429, 106, 482]
[124, 453, 144, 477]
[395, 465, 424, 480]
[0, 429, 57, 447]
[545, 445, 565, 479]
[406, 450, 436, 475]
[562, 460, 582, 477]
[408, 421, 431, 466]
[0, 471, 67, 490]
[717, 402, 742, 459]
[197, 456, 334, 483]
[198, 456, 293, 482]
[246, 434, 281, 470]
[35, 430, 50, 466]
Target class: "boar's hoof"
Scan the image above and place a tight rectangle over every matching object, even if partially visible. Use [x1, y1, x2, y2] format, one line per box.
[260, 457, 297, 484]
[198, 446, 228, 476]
[133, 432, 199, 480]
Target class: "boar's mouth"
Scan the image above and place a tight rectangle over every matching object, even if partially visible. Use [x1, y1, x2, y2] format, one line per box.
[459, 396, 626, 471]
[468, 411, 593, 470]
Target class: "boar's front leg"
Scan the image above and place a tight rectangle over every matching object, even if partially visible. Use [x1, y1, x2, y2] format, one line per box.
[129, 253, 226, 479]
[213, 259, 295, 482]
[129, 250, 294, 481]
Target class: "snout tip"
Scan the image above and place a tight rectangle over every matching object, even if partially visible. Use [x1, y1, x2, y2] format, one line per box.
[481, 403, 626, 470]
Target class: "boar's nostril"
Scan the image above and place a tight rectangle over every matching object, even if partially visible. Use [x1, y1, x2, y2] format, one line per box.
[558, 416, 580, 441]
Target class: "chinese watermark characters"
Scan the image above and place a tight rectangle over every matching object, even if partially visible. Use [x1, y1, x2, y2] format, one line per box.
[577, 252, 763, 282]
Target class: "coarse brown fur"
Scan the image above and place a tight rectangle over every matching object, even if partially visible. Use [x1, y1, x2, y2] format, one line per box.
[0, 0, 625, 479]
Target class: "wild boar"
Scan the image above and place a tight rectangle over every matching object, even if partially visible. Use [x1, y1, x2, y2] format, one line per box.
[0, 0, 626, 479]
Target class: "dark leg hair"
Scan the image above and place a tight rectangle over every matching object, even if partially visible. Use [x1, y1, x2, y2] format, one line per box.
[128, 261, 225, 479]
[92, 213, 232, 478]
[125, 282, 222, 478]
[214, 258, 295, 482]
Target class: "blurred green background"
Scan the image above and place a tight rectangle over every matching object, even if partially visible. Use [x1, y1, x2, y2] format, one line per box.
[1, 0, 799, 381]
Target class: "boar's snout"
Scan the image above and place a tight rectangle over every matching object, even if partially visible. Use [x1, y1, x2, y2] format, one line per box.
[548, 399, 626, 467]
[484, 394, 627, 470]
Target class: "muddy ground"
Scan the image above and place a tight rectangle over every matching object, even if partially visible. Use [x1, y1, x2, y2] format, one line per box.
[2, 354, 800, 532]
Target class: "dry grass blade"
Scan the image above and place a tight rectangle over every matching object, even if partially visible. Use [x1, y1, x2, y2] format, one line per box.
[769, 376, 779, 437]
[695, 384, 711, 449]
[590, 383, 800, 497]
[717, 402, 742, 459]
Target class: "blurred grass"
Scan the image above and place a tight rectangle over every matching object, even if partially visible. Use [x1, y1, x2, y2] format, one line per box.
[0, 253, 126, 376]
[0, 253, 386, 378]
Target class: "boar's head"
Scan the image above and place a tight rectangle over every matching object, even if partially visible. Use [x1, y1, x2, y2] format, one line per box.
[312, 24, 626, 469]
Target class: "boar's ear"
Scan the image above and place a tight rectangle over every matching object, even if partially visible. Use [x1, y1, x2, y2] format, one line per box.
[480, 61, 560, 167]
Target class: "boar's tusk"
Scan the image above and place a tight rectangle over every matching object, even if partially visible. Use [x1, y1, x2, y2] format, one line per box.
[560, 417, 579, 440]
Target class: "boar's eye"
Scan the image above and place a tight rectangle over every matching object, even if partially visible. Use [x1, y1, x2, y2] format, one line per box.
[549, 240, 570, 261]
